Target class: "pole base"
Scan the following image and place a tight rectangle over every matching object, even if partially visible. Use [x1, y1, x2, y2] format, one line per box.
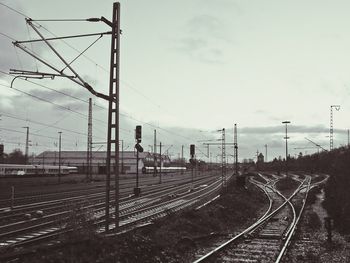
[134, 187, 141, 197]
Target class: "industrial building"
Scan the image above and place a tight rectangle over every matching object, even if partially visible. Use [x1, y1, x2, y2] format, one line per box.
[32, 151, 170, 174]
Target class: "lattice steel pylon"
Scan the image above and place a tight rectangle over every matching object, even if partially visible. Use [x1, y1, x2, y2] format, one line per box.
[221, 128, 226, 187]
[86, 98, 92, 181]
[233, 124, 238, 175]
[330, 105, 340, 151]
[9, 2, 121, 232]
[105, 2, 121, 232]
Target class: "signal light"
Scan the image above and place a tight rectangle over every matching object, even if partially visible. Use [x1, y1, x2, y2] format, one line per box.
[135, 125, 142, 142]
[190, 144, 195, 157]
[135, 143, 144, 153]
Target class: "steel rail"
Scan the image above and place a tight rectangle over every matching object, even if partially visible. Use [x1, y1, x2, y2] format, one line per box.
[0, 175, 225, 256]
[0, 172, 216, 222]
[0, 174, 217, 234]
[193, 177, 308, 263]
[0, 171, 204, 208]
[0, 174, 220, 251]
[192, 179, 278, 263]
[275, 177, 311, 262]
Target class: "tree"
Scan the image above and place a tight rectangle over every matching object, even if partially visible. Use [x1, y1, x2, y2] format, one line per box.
[4, 149, 26, 164]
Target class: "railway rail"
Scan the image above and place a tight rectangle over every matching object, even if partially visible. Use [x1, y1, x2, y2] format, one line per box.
[0, 172, 227, 260]
[193, 174, 313, 263]
[0, 172, 215, 226]
[0, 171, 197, 208]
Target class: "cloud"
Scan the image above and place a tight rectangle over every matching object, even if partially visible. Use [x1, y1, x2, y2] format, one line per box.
[172, 14, 231, 64]
[0, 2, 35, 72]
[239, 124, 339, 135]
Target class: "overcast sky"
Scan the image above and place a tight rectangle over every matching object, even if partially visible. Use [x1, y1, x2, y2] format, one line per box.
[1, 0, 350, 162]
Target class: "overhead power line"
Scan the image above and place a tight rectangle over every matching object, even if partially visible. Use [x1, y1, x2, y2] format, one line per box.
[1, 3, 210, 145]
[0, 3, 28, 18]
[0, 112, 105, 140]
[1, 3, 192, 128]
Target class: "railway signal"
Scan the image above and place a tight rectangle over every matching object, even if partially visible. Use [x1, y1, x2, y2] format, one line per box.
[134, 125, 143, 197]
[190, 144, 196, 183]
[135, 143, 143, 153]
[190, 144, 195, 158]
[0, 144, 3, 163]
[135, 125, 142, 143]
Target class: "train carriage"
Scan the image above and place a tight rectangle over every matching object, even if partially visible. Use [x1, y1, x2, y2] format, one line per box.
[141, 166, 186, 174]
[0, 164, 77, 177]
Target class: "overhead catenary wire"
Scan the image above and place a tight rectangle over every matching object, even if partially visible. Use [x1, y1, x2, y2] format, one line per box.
[1, 70, 195, 142]
[0, 127, 76, 142]
[0, 2, 28, 18]
[0, 32, 16, 41]
[0, 112, 105, 140]
[0, 82, 105, 124]
[1, 3, 212, 146]
[2, 5, 194, 129]
[0, 3, 187, 121]
[61, 34, 104, 72]
[0, 70, 105, 110]
[2, 71, 193, 143]
[28, 19, 99, 22]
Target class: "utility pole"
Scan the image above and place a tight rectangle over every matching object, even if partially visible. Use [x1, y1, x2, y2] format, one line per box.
[153, 129, 157, 177]
[159, 142, 162, 184]
[121, 140, 124, 174]
[23, 126, 29, 164]
[58, 131, 62, 183]
[265, 144, 267, 162]
[348, 129, 349, 148]
[221, 128, 226, 188]
[105, 2, 121, 232]
[9, 2, 121, 232]
[190, 144, 195, 183]
[233, 124, 238, 175]
[330, 105, 340, 151]
[86, 98, 92, 181]
[134, 125, 143, 197]
[0, 116, 3, 164]
[282, 121, 291, 176]
[181, 145, 184, 175]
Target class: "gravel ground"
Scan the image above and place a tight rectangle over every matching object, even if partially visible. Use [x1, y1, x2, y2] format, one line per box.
[11, 178, 267, 263]
[284, 189, 350, 263]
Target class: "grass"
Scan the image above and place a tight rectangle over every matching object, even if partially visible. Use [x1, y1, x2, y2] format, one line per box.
[275, 177, 300, 197]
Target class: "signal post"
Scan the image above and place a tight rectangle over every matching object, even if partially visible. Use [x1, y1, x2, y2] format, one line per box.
[134, 125, 143, 197]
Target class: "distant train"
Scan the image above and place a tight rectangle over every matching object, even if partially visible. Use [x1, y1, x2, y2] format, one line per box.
[0, 164, 78, 177]
[142, 166, 186, 174]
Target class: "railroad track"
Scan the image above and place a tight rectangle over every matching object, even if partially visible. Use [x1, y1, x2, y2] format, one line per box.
[193, 174, 313, 263]
[0, 172, 216, 225]
[0, 173, 227, 259]
[0, 173, 218, 237]
[0, 171, 197, 209]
